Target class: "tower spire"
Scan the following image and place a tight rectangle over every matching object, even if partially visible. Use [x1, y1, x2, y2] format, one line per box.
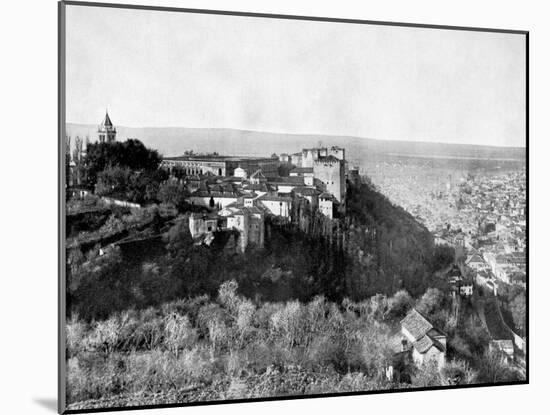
[98, 109, 116, 143]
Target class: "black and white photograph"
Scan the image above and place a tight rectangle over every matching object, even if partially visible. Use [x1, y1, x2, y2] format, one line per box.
[59, 1, 527, 413]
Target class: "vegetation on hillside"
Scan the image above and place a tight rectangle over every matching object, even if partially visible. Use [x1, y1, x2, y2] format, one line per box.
[67, 176, 449, 323]
[65, 280, 521, 410]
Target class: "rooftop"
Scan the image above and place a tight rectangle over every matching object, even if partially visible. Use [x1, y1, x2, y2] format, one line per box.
[268, 176, 305, 186]
[290, 167, 314, 174]
[258, 194, 293, 202]
[401, 309, 433, 341]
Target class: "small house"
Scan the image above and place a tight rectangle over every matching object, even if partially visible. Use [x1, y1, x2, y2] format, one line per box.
[400, 309, 447, 370]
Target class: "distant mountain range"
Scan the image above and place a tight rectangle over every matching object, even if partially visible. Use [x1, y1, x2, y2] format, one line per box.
[65, 123, 526, 165]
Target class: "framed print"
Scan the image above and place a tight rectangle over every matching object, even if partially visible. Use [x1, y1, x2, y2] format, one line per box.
[59, 1, 528, 413]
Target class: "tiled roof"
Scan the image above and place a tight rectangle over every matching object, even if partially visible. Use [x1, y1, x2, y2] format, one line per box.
[190, 184, 242, 198]
[290, 167, 314, 174]
[413, 335, 434, 353]
[250, 170, 266, 179]
[427, 327, 445, 339]
[402, 309, 446, 354]
[293, 187, 319, 196]
[258, 194, 293, 202]
[466, 254, 484, 264]
[401, 309, 433, 341]
[268, 176, 305, 185]
[244, 183, 273, 192]
[225, 176, 246, 183]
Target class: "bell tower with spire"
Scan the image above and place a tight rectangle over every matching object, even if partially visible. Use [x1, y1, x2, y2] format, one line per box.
[98, 110, 117, 143]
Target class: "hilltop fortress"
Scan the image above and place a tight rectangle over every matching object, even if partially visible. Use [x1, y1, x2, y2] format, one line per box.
[68, 112, 359, 253]
[161, 144, 358, 252]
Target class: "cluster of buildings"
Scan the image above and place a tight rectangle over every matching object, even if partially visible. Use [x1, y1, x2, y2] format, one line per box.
[447, 264, 474, 298]
[466, 250, 526, 294]
[433, 172, 526, 249]
[432, 172, 527, 291]
[161, 146, 357, 252]
[161, 154, 279, 178]
[66, 112, 360, 253]
[366, 157, 526, 293]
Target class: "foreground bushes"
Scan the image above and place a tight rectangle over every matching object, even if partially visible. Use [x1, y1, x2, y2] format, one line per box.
[66, 281, 397, 405]
[66, 281, 522, 409]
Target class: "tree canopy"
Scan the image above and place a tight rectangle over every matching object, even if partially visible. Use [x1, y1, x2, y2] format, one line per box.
[84, 139, 162, 186]
[95, 165, 168, 204]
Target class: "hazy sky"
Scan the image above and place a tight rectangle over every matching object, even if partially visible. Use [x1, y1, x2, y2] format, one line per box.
[66, 5, 526, 147]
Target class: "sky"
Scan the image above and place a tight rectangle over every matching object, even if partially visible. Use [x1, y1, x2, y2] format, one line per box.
[65, 4, 526, 147]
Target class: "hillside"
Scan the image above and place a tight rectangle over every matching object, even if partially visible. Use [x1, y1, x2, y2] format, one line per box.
[67, 178, 439, 322]
[66, 124, 526, 166]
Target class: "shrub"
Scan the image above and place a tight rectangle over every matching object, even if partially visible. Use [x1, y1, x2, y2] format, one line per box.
[163, 313, 197, 358]
[440, 359, 476, 385]
[359, 322, 393, 378]
[226, 378, 249, 399]
[131, 309, 163, 351]
[66, 314, 87, 356]
[218, 280, 240, 316]
[84, 316, 122, 354]
[196, 303, 226, 339]
[236, 299, 256, 346]
[411, 360, 442, 387]
[269, 301, 304, 349]
[416, 288, 445, 316]
[386, 290, 413, 321]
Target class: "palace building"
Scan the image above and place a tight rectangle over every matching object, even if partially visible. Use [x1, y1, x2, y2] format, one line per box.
[161, 155, 279, 178]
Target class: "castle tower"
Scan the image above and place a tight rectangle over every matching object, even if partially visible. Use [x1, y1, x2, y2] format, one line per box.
[313, 155, 346, 204]
[301, 147, 327, 168]
[328, 146, 345, 161]
[98, 110, 117, 143]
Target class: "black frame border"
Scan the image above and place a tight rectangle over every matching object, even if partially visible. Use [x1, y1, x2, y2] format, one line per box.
[58, 1, 529, 414]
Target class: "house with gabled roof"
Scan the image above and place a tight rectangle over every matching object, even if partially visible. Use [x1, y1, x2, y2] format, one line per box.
[400, 309, 446, 369]
[249, 169, 267, 185]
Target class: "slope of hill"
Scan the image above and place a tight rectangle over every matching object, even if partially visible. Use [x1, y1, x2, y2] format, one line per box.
[66, 123, 526, 165]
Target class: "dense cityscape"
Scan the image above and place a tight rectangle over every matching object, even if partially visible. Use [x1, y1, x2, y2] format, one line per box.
[365, 156, 526, 289]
